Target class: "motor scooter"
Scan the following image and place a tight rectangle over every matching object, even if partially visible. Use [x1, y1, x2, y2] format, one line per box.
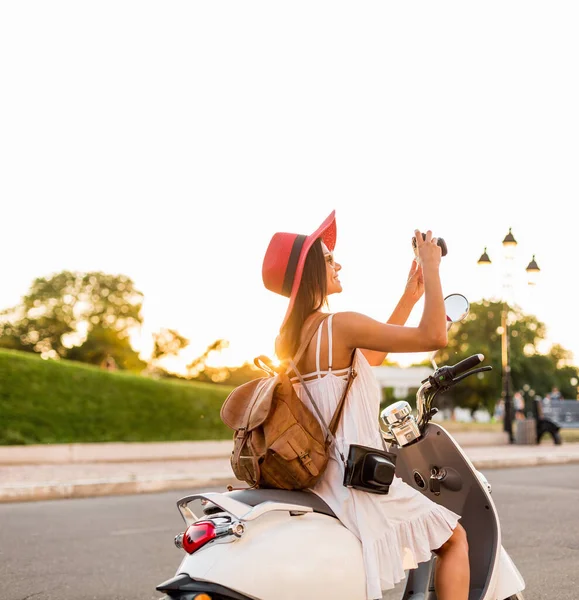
[157, 293, 526, 600]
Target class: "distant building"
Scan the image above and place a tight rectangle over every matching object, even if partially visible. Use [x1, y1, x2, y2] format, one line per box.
[372, 366, 432, 399]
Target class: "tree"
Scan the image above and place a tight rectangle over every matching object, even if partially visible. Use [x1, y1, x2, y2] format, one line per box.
[193, 362, 264, 385]
[0, 271, 144, 366]
[142, 328, 191, 377]
[66, 326, 147, 371]
[433, 300, 579, 413]
[186, 339, 229, 378]
[151, 328, 190, 362]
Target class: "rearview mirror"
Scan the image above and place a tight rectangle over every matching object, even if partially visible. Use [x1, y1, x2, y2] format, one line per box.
[444, 293, 469, 323]
[428, 294, 470, 370]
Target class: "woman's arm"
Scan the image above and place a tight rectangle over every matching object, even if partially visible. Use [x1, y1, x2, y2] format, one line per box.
[338, 230, 447, 358]
[361, 295, 416, 366]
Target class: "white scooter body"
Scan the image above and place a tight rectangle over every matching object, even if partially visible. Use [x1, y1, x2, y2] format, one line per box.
[159, 422, 525, 600]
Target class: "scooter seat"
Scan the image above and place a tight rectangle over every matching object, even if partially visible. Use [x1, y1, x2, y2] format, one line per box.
[227, 488, 337, 518]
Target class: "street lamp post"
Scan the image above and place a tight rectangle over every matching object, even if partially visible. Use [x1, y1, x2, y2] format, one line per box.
[477, 229, 540, 444]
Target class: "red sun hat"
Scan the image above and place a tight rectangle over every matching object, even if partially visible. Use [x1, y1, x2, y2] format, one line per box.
[262, 210, 337, 328]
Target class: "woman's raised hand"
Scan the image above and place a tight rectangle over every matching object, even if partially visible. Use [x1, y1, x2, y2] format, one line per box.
[414, 229, 442, 268]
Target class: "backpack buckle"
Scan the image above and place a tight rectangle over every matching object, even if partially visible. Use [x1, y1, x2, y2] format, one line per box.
[298, 451, 319, 476]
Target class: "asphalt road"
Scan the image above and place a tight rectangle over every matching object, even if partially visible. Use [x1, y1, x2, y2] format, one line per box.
[1, 464, 578, 600]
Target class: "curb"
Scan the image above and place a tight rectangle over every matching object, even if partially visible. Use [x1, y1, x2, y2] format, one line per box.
[0, 473, 239, 503]
[471, 453, 579, 470]
[3, 454, 579, 503]
[0, 433, 510, 466]
[0, 440, 235, 466]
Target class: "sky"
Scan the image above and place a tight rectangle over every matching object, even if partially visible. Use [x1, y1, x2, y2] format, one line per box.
[2, 2, 579, 375]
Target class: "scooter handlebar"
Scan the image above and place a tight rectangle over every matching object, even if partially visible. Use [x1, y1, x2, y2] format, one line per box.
[447, 354, 484, 379]
[417, 354, 488, 428]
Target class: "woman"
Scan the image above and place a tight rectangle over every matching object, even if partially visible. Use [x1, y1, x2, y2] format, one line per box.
[261, 210, 470, 600]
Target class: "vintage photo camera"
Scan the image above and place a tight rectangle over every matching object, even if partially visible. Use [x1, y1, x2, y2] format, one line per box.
[342, 444, 397, 495]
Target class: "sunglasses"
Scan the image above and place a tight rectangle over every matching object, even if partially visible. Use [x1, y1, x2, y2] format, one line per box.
[324, 253, 336, 268]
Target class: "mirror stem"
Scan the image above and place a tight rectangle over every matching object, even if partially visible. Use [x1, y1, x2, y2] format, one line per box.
[429, 351, 438, 370]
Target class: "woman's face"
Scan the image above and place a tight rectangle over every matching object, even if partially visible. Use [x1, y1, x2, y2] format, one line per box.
[322, 242, 342, 295]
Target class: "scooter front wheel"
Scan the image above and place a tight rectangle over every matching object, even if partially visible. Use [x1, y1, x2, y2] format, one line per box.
[503, 593, 525, 600]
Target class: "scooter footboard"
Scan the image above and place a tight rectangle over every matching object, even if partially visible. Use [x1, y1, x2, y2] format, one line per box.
[400, 558, 434, 600]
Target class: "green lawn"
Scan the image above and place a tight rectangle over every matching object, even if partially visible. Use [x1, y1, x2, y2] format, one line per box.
[0, 348, 234, 444]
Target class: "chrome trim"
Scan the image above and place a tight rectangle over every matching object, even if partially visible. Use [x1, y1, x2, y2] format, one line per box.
[229, 521, 245, 538]
[177, 493, 315, 528]
[177, 503, 199, 527]
[416, 381, 432, 429]
[177, 492, 253, 526]
[382, 401, 412, 425]
[381, 400, 423, 446]
[390, 416, 421, 447]
[213, 518, 246, 543]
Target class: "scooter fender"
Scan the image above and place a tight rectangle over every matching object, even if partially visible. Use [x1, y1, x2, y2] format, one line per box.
[176, 510, 367, 600]
[494, 545, 526, 600]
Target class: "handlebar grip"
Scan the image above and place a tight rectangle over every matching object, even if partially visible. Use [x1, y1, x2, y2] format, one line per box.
[448, 354, 484, 379]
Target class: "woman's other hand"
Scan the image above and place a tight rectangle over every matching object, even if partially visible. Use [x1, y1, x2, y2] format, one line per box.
[402, 259, 424, 305]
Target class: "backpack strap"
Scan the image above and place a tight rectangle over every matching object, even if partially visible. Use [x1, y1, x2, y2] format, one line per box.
[291, 350, 358, 467]
[328, 351, 357, 435]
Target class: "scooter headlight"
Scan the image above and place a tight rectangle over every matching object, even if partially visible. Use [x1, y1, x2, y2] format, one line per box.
[381, 401, 421, 446]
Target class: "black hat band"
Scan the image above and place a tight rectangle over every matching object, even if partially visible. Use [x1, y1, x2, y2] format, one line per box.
[281, 234, 307, 297]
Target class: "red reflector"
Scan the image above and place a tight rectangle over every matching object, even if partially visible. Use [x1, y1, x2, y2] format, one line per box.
[182, 521, 216, 554]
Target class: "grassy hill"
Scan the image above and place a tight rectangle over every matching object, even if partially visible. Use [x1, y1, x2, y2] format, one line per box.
[0, 349, 233, 445]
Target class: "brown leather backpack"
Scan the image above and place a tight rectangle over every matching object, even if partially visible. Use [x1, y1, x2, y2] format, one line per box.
[220, 312, 357, 491]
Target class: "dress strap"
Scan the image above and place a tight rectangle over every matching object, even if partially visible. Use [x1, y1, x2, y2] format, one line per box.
[315, 318, 324, 379]
[327, 314, 334, 371]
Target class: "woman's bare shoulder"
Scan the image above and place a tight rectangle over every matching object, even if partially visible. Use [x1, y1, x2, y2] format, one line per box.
[332, 311, 381, 328]
[330, 311, 381, 347]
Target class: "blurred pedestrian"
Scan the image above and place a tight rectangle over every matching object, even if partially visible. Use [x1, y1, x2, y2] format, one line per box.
[513, 391, 525, 420]
[101, 354, 117, 371]
[493, 398, 505, 422]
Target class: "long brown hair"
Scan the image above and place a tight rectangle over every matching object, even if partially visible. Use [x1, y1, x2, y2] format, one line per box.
[276, 238, 328, 360]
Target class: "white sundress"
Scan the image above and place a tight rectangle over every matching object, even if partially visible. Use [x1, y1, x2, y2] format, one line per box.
[291, 314, 461, 600]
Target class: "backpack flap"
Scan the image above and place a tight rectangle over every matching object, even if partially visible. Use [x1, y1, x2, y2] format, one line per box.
[220, 376, 279, 431]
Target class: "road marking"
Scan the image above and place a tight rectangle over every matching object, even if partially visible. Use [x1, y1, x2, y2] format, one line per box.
[110, 525, 177, 536]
